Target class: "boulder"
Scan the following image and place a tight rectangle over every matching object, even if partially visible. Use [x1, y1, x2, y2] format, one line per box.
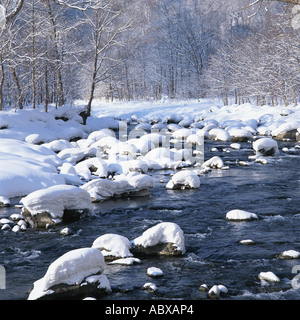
[166, 170, 200, 190]
[21, 185, 93, 228]
[253, 138, 278, 156]
[130, 222, 185, 257]
[28, 248, 111, 300]
[92, 234, 133, 261]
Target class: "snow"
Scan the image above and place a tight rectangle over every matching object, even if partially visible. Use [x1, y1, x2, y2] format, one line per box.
[258, 271, 280, 283]
[92, 234, 133, 258]
[202, 156, 224, 169]
[108, 258, 141, 265]
[281, 250, 300, 259]
[226, 209, 258, 221]
[81, 173, 155, 201]
[147, 267, 163, 277]
[131, 222, 186, 254]
[28, 247, 107, 300]
[253, 138, 279, 156]
[21, 185, 93, 219]
[166, 170, 200, 189]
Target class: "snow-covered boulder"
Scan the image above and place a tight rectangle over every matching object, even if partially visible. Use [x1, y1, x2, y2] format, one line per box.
[209, 128, 231, 142]
[74, 157, 108, 180]
[228, 127, 253, 142]
[92, 234, 133, 260]
[278, 250, 300, 259]
[202, 156, 224, 169]
[28, 248, 110, 300]
[131, 222, 186, 256]
[81, 173, 155, 202]
[258, 271, 280, 283]
[271, 121, 300, 141]
[253, 138, 278, 156]
[172, 128, 193, 140]
[226, 209, 258, 221]
[147, 267, 164, 278]
[166, 170, 200, 190]
[21, 185, 93, 228]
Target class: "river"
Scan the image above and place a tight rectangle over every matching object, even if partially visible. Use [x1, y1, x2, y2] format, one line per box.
[1, 139, 300, 300]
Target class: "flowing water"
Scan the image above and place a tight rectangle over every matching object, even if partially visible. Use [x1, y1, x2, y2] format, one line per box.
[1, 140, 300, 300]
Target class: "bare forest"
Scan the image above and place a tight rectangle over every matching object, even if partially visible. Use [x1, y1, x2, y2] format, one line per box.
[0, 0, 299, 113]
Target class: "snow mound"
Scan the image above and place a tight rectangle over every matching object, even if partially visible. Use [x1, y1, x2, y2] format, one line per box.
[131, 222, 186, 254]
[92, 234, 133, 259]
[28, 247, 107, 299]
[166, 170, 200, 189]
[226, 209, 258, 221]
[21, 185, 93, 219]
[0, 139, 65, 198]
[209, 128, 231, 141]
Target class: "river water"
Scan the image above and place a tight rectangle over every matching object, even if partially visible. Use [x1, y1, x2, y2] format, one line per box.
[0, 139, 300, 300]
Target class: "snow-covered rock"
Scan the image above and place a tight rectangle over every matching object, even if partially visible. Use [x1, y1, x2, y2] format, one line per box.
[202, 156, 224, 169]
[166, 170, 200, 190]
[258, 271, 280, 283]
[74, 157, 108, 180]
[209, 128, 231, 141]
[228, 127, 253, 142]
[279, 250, 300, 259]
[131, 222, 186, 256]
[109, 258, 141, 265]
[147, 267, 163, 278]
[81, 173, 155, 201]
[28, 248, 109, 300]
[226, 209, 258, 221]
[21, 185, 93, 228]
[253, 138, 279, 156]
[92, 234, 133, 260]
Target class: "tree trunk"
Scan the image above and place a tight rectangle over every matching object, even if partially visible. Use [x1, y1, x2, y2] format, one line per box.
[0, 54, 4, 111]
[45, 0, 65, 107]
[11, 67, 23, 110]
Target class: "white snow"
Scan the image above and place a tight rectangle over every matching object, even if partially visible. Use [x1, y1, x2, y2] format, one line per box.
[28, 247, 107, 300]
[166, 170, 200, 189]
[226, 209, 258, 221]
[253, 138, 279, 156]
[147, 267, 163, 277]
[202, 156, 224, 169]
[92, 234, 133, 258]
[21, 185, 93, 219]
[258, 271, 280, 283]
[131, 222, 186, 254]
[281, 250, 300, 259]
[81, 173, 155, 201]
[108, 258, 141, 265]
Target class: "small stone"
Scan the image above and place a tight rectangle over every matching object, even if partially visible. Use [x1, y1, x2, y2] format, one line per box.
[208, 285, 220, 299]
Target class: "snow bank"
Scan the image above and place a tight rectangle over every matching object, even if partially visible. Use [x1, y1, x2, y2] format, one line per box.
[28, 247, 107, 299]
[21, 185, 93, 219]
[226, 209, 258, 221]
[0, 139, 65, 198]
[131, 222, 186, 254]
[92, 234, 133, 259]
[166, 170, 200, 189]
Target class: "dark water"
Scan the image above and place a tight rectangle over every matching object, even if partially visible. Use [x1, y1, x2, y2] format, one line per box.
[1, 140, 300, 300]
